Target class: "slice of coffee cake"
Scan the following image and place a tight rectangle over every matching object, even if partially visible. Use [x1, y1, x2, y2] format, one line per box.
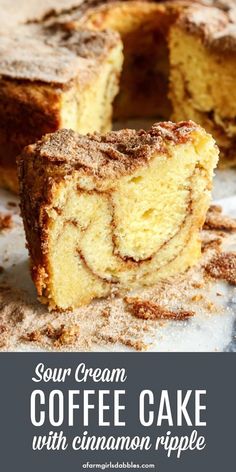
[18, 121, 219, 311]
[0, 24, 123, 192]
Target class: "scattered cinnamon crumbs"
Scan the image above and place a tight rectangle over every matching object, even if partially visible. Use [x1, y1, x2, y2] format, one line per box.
[204, 205, 236, 231]
[208, 205, 222, 213]
[22, 323, 80, 347]
[206, 301, 216, 312]
[125, 297, 194, 321]
[121, 338, 148, 351]
[0, 324, 6, 334]
[192, 281, 204, 289]
[47, 324, 80, 347]
[101, 307, 111, 318]
[201, 237, 222, 252]
[205, 252, 236, 285]
[22, 330, 42, 343]
[0, 213, 12, 231]
[97, 332, 148, 351]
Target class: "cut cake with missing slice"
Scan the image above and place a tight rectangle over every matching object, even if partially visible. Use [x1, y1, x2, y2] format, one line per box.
[18, 121, 219, 311]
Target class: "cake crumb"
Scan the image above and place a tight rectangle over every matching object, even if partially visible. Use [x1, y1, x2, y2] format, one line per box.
[22, 330, 42, 343]
[192, 281, 204, 289]
[0, 213, 13, 231]
[201, 237, 222, 252]
[22, 323, 80, 347]
[101, 307, 111, 318]
[122, 338, 148, 351]
[0, 325, 6, 334]
[205, 252, 236, 285]
[45, 323, 80, 347]
[125, 297, 194, 321]
[204, 205, 236, 232]
[206, 301, 215, 312]
[191, 294, 203, 302]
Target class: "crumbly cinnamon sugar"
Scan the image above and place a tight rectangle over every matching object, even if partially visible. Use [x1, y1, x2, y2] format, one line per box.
[204, 204, 236, 231]
[125, 297, 195, 321]
[0, 213, 13, 231]
[0, 24, 120, 84]
[100, 307, 111, 318]
[22, 329, 42, 343]
[22, 323, 80, 347]
[201, 237, 222, 252]
[178, 2, 236, 52]
[48, 323, 80, 347]
[205, 252, 236, 285]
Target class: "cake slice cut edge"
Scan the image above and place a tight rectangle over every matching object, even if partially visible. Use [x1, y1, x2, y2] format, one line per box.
[18, 121, 219, 311]
[168, 6, 236, 168]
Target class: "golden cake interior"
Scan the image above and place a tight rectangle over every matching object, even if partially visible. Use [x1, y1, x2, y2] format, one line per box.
[19, 123, 219, 310]
[60, 43, 123, 134]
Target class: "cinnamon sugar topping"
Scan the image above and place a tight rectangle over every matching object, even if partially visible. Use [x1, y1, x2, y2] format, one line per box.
[205, 252, 236, 285]
[24, 121, 200, 181]
[22, 323, 80, 347]
[204, 205, 236, 231]
[125, 297, 195, 321]
[0, 24, 119, 84]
